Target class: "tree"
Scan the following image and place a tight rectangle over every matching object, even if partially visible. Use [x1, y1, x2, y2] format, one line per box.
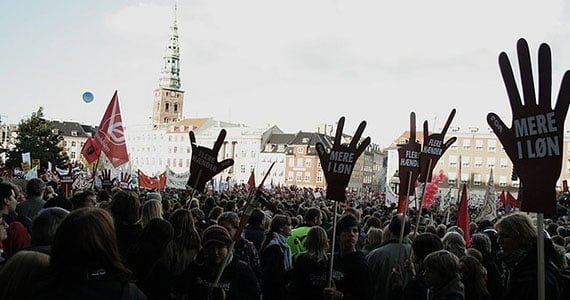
[6, 107, 69, 169]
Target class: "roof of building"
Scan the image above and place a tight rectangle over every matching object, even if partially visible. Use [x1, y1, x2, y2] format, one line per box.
[267, 133, 295, 145]
[52, 121, 91, 138]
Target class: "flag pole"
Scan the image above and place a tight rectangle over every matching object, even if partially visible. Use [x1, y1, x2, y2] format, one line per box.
[327, 200, 340, 288]
[396, 171, 413, 265]
[91, 153, 102, 189]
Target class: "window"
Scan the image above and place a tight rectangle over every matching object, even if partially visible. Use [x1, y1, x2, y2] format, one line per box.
[297, 159, 303, 167]
[288, 172, 294, 181]
[241, 165, 246, 173]
[296, 172, 302, 181]
[317, 161, 321, 168]
[251, 151, 256, 158]
[474, 157, 482, 168]
[462, 156, 470, 167]
[289, 158, 295, 166]
[173, 159, 177, 167]
[449, 155, 458, 167]
[305, 159, 312, 167]
[475, 140, 483, 150]
[317, 172, 323, 183]
[186, 159, 190, 167]
[71, 141, 76, 147]
[173, 146, 177, 153]
[447, 172, 457, 185]
[250, 165, 254, 172]
[461, 173, 469, 184]
[462, 139, 471, 150]
[304, 172, 311, 182]
[166, 103, 170, 111]
[473, 174, 481, 185]
[487, 157, 495, 168]
[174, 104, 178, 112]
[488, 140, 496, 151]
[500, 158, 509, 168]
[297, 147, 304, 154]
[64, 141, 68, 147]
[241, 150, 246, 158]
[71, 152, 76, 159]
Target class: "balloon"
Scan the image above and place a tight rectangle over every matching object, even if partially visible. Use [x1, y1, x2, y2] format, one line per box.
[82, 91, 94, 103]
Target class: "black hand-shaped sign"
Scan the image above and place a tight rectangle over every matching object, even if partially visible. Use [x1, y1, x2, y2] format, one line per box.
[418, 109, 457, 183]
[119, 172, 131, 190]
[99, 169, 114, 191]
[316, 117, 371, 202]
[187, 129, 234, 193]
[398, 113, 422, 197]
[487, 39, 570, 214]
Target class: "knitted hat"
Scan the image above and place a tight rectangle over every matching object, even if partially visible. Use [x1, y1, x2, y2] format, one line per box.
[202, 225, 232, 247]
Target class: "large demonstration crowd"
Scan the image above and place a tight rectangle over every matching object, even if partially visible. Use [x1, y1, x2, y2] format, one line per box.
[0, 176, 570, 300]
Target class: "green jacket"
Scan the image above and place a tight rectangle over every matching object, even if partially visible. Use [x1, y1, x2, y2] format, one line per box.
[287, 225, 311, 255]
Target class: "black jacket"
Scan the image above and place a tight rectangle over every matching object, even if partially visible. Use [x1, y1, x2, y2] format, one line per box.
[289, 253, 328, 300]
[332, 251, 373, 300]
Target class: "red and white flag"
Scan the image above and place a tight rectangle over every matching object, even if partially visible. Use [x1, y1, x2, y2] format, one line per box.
[95, 91, 129, 167]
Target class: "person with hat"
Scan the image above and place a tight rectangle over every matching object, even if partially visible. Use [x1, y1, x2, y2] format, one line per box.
[174, 225, 260, 300]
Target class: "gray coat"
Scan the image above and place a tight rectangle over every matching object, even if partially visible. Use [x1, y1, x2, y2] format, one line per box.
[365, 237, 412, 300]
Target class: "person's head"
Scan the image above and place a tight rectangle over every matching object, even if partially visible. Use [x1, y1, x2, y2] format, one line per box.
[388, 214, 411, 237]
[217, 211, 240, 240]
[169, 208, 198, 240]
[131, 218, 174, 276]
[365, 227, 383, 250]
[436, 224, 447, 238]
[424, 250, 460, 288]
[465, 248, 483, 263]
[442, 231, 466, 259]
[26, 178, 46, 198]
[365, 216, 382, 230]
[31, 207, 69, 246]
[248, 208, 265, 228]
[0, 250, 50, 300]
[459, 255, 487, 292]
[495, 213, 537, 253]
[140, 199, 163, 227]
[337, 214, 360, 252]
[201, 225, 233, 266]
[50, 208, 131, 282]
[470, 233, 492, 255]
[269, 214, 292, 236]
[109, 190, 141, 225]
[304, 208, 322, 226]
[0, 183, 17, 213]
[146, 191, 162, 202]
[305, 226, 329, 254]
[70, 190, 97, 210]
[208, 206, 224, 221]
[412, 233, 443, 265]
[343, 207, 361, 223]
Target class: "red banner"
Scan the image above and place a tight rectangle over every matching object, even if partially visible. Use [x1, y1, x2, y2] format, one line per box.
[457, 184, 470, 247]
[95, 91, 129, 168]
[138, 170, 166, 189]
[81, 137, 101, 164]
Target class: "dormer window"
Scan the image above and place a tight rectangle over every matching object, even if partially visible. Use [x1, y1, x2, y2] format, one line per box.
[52, 129, 59, 135]
[71, 131, 77, 136]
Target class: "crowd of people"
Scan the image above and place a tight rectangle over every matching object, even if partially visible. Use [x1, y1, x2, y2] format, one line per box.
[0, 176, 569, 300]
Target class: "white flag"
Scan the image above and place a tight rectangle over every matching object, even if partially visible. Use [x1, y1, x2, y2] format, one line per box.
[476, 169, 497, 222]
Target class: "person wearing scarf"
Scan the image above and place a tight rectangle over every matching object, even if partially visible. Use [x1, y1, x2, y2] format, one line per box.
[260, 214, 293, 300]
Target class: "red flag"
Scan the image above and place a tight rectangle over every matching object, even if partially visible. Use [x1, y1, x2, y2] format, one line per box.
[457, 184, 470, 247]
[95, 91, 128, 168]
[564, 180, 569, 193]
[499, 190, 506, 207]
[397, 195, 407, 213]
[506, 191, 520, 209]
[138, 170, 166, 189]
[247, 170, 256, 190]
[81, 137, 101, 164]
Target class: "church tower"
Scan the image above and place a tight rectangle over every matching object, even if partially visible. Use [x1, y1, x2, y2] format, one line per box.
[152, 5, 185, 127]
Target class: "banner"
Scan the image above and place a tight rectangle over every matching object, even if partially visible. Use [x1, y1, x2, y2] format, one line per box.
[95, 91, 129, 168]
[476, 169, 497, 222]
[166, 166, 190, 190]
[81, 137, 101, 164]
[457, 184, 470, 247]
[138, 170, 166, 189]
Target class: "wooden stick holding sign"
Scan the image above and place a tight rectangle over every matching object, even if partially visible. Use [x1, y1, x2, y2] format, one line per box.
[396, 113, 421, 267]
[413, 109, 457, 237]
[186, 129, 234, 194]
[315, 116, 370, 288]
[487, 38, 570, 300]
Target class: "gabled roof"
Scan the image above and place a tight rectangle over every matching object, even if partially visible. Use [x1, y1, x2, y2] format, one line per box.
[52, 121, 90, 138]
[289, 131, 333, 148]
[267, 133, 295, 145]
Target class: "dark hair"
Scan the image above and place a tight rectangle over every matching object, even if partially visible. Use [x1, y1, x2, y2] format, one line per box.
[336, 214, 359, 235]
[460, 255, 489, 299]
[208, 206, 224, 220]
[412, 233, 443, 262]
[128, 219, 174, 280]
[0, 183, 15, 210]
[261, 214, 290, 251]
[26, 178, 46, 197]
[167, 209, 201, 276]
[71, 190, 96, 210]
[248, 208, 265, 227]
[109, 190, 140, 224]
[50, 208, 132, 283]
[31, 207, 69, 246]
[388, 214, 411, 237]
[304, 208, 321, 223]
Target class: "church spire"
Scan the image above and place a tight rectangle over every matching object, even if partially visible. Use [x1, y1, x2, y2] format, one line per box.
[159, 4, 181, 90]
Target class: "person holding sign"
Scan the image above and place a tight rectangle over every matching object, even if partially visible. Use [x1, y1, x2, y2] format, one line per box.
[187, 129, 234, 193]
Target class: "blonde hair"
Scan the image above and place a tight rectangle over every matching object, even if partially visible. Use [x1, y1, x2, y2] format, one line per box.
[442, 231, 466, 259]
[365, 227, 383, 251]
[141, 199, 163, 227]
[304, 226, 329, 262]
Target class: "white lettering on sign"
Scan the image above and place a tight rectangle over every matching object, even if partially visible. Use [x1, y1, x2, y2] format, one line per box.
[192, 151, 218, 172]
[327, 151, 355, 175]
[400, 150, 420, 168]
[513, 112, 560, 159]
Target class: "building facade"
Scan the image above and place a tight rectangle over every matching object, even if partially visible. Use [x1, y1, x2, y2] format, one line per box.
[51, 121, 96, 163]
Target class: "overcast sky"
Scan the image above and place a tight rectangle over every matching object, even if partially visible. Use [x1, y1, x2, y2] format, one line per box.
[2, 0, 570, 147]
